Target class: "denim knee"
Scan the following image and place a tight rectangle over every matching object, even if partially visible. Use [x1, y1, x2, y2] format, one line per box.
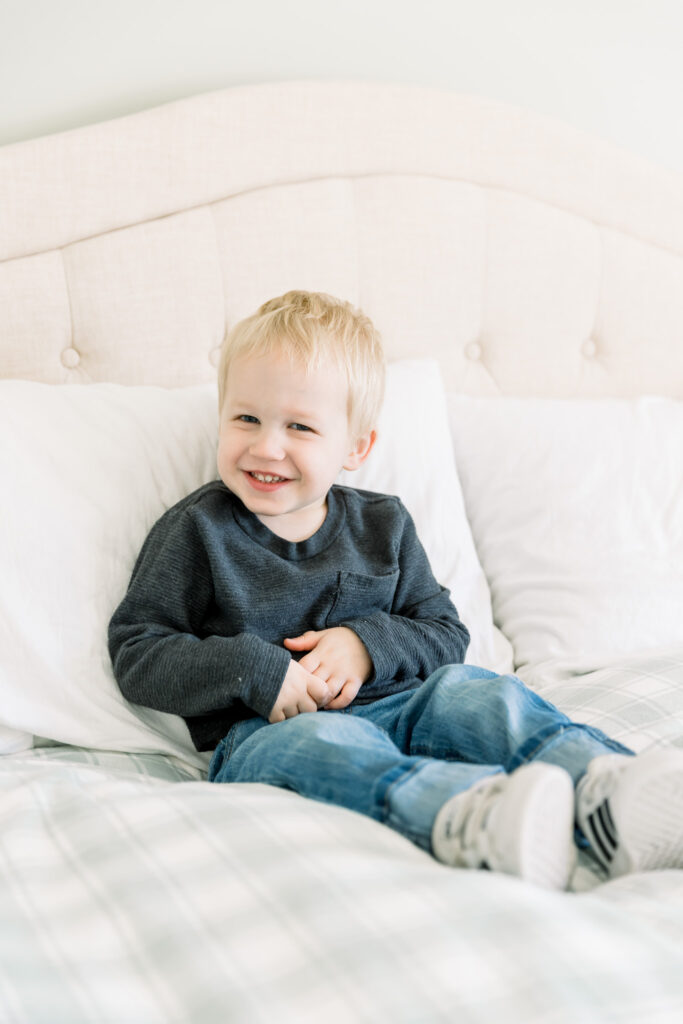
[213, 710, 404, 802]
[211, 710, 392, 784]
[269, 709, 386, 752]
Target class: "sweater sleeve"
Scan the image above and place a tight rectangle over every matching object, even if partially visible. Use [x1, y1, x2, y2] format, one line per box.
[108, 506, 290, 722]
[340, 507, 470, 688]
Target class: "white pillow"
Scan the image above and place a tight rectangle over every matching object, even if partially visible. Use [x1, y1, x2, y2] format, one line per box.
[0, 363, 508, 764]
[447, 395, 683, 676]
[340, 361, 511, 673]
[0, 382, 219, 766]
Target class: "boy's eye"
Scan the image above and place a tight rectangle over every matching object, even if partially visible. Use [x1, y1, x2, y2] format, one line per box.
[289, 423, 313, 433]
[237, 415, 259, 424]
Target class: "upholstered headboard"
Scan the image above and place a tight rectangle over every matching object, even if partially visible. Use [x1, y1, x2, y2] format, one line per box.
[1, 80, 682, 397]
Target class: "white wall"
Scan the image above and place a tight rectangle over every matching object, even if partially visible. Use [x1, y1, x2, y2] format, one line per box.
[2, 0, 683, 174]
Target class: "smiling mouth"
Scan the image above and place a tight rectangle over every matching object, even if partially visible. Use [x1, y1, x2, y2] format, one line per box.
[248, 471, 289, 483]
[244, 470, 291, 492]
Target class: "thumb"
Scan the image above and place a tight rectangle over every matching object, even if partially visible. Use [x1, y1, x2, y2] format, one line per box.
[283, 631, 321, 651]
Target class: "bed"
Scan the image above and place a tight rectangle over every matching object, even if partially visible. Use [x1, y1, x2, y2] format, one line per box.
[1, 80, 683, 1022]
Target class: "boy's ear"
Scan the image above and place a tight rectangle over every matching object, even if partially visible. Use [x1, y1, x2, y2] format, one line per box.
[342, 430, 377, 472]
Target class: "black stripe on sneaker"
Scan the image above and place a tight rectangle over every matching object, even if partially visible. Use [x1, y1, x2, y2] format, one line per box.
[597, 802, 618, 848]
[587, 809, 615, 864]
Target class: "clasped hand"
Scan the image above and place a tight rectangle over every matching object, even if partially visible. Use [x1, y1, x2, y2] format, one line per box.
[267, 627, 372, 723]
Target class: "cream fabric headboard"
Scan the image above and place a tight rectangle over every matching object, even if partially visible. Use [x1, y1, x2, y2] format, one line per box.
[1, 80, 682, 397]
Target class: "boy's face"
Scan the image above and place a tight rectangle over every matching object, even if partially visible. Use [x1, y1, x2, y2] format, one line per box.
[217, 347, 375, 542]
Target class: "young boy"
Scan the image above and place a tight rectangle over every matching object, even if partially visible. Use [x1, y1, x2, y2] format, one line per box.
[109, 290, 683, 890]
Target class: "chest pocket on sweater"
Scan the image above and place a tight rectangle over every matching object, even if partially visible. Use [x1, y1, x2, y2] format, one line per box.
[326, 569, 400, 626]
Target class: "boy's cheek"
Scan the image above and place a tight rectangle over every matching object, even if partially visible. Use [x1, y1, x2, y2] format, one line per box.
[216, 436, 236, 474]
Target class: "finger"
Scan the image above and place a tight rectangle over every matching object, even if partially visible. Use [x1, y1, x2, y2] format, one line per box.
[283, 632, 321, 651]
[297, 694, 319, 715]
[307, 676, 331, 707]
[325, 695, 351, 710]
[323, 674, 344, 699]
[298, 651, 322, 675]
[325, 680, 359, 710]
[324, 692, 347, 710]
[268, 708, 285, 724]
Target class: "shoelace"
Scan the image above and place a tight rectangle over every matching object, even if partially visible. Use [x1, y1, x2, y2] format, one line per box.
[445, 776, 507, 869]
[577, 755, 629, 815]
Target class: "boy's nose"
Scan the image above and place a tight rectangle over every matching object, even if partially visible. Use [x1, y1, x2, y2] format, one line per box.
[249, 429, 285, 460]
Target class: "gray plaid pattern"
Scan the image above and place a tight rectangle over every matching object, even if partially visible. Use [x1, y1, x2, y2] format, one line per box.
[24, 743, 203, 781]
[2, 744, 683, 1022]
[520, 647, 683, 753]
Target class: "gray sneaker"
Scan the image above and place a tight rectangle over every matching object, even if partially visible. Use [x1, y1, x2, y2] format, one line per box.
[576, 748, 683, 878]
[431, 763, 575, 890]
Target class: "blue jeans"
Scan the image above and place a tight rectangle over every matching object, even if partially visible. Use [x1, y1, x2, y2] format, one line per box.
[209, 665, 632, 852]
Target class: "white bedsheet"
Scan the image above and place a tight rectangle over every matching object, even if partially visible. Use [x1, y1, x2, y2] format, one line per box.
[2, 746, 683, 1023]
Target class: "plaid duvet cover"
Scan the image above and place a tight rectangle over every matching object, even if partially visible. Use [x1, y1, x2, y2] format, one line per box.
[2, 739, 683, 1024]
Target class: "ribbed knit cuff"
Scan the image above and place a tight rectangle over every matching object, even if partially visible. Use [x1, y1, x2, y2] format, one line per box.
[228, 638, 291, 720]
[341, 615, 396, 684]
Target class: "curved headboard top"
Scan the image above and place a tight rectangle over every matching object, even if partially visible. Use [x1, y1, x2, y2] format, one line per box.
[1, 80, 682, 396]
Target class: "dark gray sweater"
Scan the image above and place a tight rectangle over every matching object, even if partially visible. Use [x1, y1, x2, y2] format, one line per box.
[108, 482, 470, 751]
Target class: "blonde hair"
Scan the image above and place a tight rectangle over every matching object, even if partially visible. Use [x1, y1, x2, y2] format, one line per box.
[217, 291, 385, 438]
